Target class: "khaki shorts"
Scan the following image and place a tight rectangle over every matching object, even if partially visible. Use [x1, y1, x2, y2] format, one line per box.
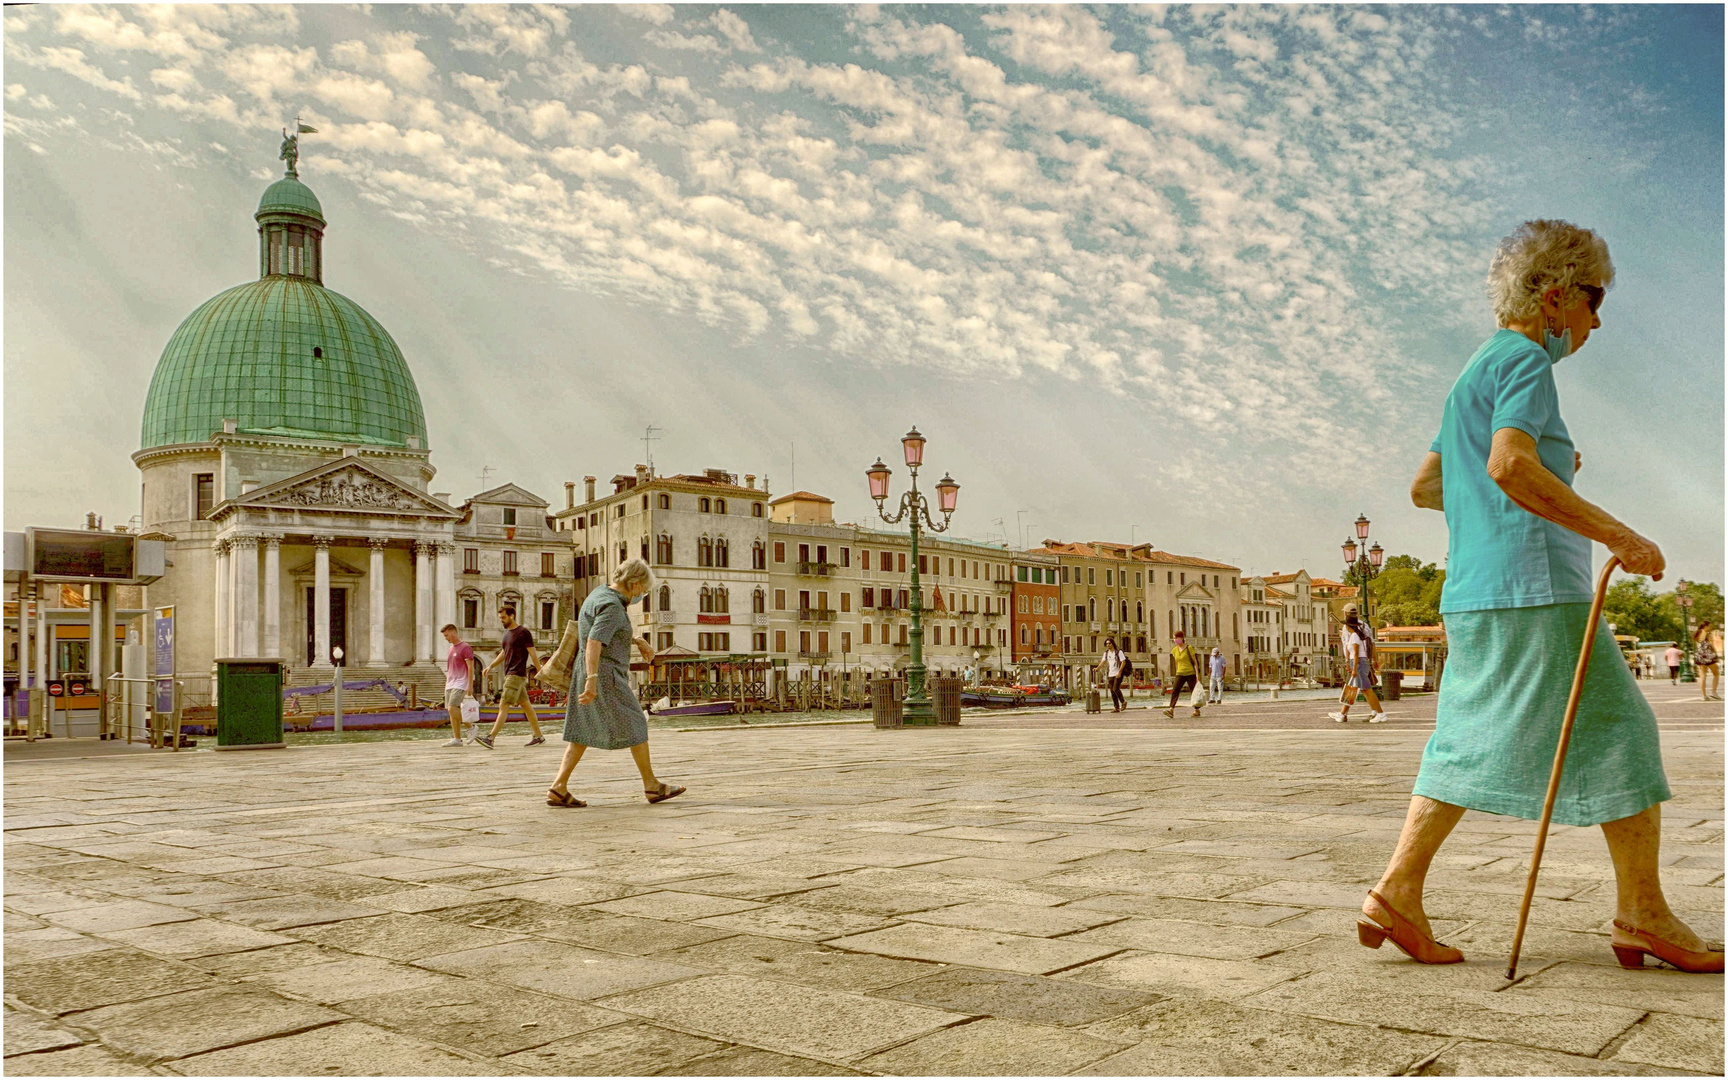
[444, 687, 465, 712]
[500, 674, 530, 705]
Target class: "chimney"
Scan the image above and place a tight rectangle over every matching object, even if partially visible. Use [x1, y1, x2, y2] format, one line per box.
[433, 492, 451, 504]
[745, 474, 756, 490]
[85, 512, 100, 530]
[584, 476, 597, 504]
[222, 418, 238, 434]
[240, 479, 258, 494]
[762, 475, 770, 497]
[635, 464, 649, 484]
[565, 481, 576, 510]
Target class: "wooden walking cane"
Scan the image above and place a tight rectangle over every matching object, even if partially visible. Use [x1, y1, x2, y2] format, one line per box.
[1505, 556, 1623, 980]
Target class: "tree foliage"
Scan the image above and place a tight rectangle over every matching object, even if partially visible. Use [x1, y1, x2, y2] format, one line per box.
[1368, 556, 1445, 627]
[1601, 578, 1722, 644]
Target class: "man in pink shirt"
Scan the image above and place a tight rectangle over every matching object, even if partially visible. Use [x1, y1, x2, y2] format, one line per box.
[442, 624, 476, 746]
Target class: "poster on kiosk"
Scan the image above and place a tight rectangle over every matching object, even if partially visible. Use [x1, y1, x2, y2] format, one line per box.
[153, 606, 174, 716]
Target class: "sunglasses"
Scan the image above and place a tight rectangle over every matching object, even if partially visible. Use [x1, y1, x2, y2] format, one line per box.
[1577, 283, 1604, 314]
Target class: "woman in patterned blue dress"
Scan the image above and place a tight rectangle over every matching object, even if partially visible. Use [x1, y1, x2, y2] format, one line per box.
[546, 557, 685, 807]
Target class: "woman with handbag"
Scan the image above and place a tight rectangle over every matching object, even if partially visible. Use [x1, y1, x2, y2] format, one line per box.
[1162, 631, 1203, 718]
[545, 557, 685, 807]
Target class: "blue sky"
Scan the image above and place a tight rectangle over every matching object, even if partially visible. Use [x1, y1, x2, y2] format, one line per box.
[5, 4, 1722, 585]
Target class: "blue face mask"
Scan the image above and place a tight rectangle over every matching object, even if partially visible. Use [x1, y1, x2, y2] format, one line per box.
[1543, 324, 1573, 364]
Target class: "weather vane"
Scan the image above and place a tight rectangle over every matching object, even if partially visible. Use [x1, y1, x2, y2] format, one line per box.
[279, 115, 318, 178]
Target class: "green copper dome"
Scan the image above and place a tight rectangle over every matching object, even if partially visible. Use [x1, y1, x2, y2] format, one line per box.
[257, 175, 324, 223]
[139, 168, 428, 450]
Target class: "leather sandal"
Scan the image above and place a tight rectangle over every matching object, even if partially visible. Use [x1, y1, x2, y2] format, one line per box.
[547, 788, 586, 808]
[644, 781, 685, 804]
[1611, 919, 1725, 973]
[1358, 889, 1464, 964]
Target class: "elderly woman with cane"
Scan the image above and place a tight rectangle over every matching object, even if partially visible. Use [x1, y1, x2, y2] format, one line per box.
[1360, 220, 1721, 973]
[545, 557, 684, 808]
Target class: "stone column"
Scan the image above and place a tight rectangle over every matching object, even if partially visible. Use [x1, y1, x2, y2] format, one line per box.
[33, 589, 47, 691]
[414, 540, 434, 663]
[212, 540, 230, 659]
[314, 536, 333, 668]
[369, 539, 387, 667]
[434, 543, 456, 662]
[263, 537, 282, 659]
[232, 534, 260, 658]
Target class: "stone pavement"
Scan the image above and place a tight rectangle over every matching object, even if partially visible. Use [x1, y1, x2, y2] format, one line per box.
[3, 686, 1721, 1076]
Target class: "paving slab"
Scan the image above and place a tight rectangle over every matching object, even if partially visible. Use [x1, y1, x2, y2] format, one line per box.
[658, 1045, 865, 1075]
[1078, 998, 1446, 1075]
[1067, 915, 1318, 960]
[1056, 949, 1303, 1000]
[202, 894, 387, 929]
[163, 1019, 487, 1075]
[417, 938, 703, 1000]
[1609, 1012, 1725, 1074]
[874, 964, 1155, 1026]
[828, 921, 1122, 975]
[2, 1042, 142, 1075]
[859, 1016, 1125, 1074]
[66, 986, 344, 1063]
[247, 954, 457, 1004]
[1415, 1039, 1686, 1076]
[2, 1008, 87, 1058]
[903, 900, 1123, 937]
[186, 941, 346, 977]
[499, 1018, 730, 1075]
[655, 932, 941, 991]
[286, 911, 526, 961]
[101, 917, 297, 959]
[596, 972, 965, 1060]
[335, 982, 625, 1056]
[695, 902, 894, 942]
[6, 948, 215, 1015]
[3, 927, 121, 963]
[587, 889, 764, 921]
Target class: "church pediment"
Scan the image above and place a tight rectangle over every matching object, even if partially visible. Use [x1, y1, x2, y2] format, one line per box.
[1175, 582, 1215, 601]
[469, 482, 549, 508]
[234, 459, 457, 518]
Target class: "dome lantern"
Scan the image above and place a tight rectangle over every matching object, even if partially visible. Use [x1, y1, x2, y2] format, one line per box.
[257, 123, 325, 282]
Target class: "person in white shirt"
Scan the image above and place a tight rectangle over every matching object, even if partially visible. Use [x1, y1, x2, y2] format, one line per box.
[1208, 648, 1226, 704]
[1096, 638, 1129, 712]
[1330, 604, 1386, 723]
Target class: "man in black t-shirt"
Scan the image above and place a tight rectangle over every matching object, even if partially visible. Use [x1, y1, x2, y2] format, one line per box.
[474, 606, 546, 748]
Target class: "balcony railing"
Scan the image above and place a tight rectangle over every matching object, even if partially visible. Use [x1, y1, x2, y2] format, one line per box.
[751, 611, 770, 627]
[796, 561, 837, 577]
[797, 608, 837, 623]
[993, 579, 1014, 592]
[651, 611, 675, 625]
[798, 650, 830, 660]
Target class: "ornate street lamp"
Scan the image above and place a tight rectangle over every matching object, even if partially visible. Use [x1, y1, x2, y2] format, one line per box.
[1342, 514, 1384, 626]
[1676, 580, 1696, 682]
[867, 427, 959, 725]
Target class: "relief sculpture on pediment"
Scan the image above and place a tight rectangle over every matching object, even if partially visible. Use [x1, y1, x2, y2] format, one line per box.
[281, 469, 417, 510]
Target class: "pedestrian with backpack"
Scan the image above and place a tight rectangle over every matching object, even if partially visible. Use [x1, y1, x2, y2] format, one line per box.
[1097, 637, 1129, 712]
[1330, 603, 1386, 723]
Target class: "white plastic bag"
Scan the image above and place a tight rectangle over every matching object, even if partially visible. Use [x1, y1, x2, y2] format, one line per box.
[1189, 681, 1206, 708]
[460, 697, 480, 727]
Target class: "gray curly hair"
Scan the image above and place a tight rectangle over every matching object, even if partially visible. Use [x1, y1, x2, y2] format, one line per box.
[1486, 219, 1615, 325]
[611, 556, 653, 596]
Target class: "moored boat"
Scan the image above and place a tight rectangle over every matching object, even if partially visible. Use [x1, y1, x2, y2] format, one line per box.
[649, 699, 736, 718]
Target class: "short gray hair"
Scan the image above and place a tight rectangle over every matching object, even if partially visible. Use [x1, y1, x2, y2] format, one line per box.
[1486, 219, 1615, 325]
[611, 556, 653, 595]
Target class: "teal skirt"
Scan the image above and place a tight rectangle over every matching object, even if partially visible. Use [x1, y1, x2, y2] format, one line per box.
[1413, 603, 1670, 827]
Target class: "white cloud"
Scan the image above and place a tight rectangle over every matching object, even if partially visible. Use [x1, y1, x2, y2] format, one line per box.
[616, 5, 676, 27]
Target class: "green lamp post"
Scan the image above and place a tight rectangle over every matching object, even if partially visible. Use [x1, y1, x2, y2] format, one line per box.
[867, 428, 960, 726]
[1676, 580, 1696, 682]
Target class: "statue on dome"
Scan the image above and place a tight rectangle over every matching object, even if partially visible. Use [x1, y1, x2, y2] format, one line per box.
[279, 120, 318, 178]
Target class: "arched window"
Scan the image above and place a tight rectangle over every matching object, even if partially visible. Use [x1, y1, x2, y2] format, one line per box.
[657, 493, 670, 510]
[1136, 601, 1144, 624]
[1021, 625, 1030, 644]
[752, 541, 766, 570]
[752, 588, 765, 614]
[715, 538, 730, 568]
[1107, 597, 1115, 622]
[715, 498, 727, 515]
[699, 587, 713, 614]
[697, 536, 714, 568]
[752, 503, 763, 518]
[659, 584, 672, 611]
[699, 497, 712, 513]
[655, 534, 674, 565]
[716, 587, 730, 613]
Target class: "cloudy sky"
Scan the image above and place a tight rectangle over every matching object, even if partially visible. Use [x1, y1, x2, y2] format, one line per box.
[5, 4, 1722, 584]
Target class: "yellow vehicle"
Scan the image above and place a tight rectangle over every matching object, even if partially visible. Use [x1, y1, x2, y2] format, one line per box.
[1374, 626, 1446, 692]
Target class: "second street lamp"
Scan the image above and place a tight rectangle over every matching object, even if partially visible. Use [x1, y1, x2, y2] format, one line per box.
[1341, 514, 1386, 627]
[867, 427, 959, 726]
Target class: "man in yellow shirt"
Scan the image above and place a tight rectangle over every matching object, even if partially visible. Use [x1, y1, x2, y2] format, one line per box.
[1163, 630, 1203, 718]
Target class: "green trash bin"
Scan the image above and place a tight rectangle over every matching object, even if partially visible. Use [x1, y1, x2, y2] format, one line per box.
[215, 658, 286, 750]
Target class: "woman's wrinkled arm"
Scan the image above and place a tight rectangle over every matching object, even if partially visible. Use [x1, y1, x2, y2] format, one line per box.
[1410, 452, 1443, 511]
[1485, 428, 1664, 577]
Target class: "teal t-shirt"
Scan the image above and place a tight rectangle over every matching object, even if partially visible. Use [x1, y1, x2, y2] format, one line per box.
[1431, 329, 1593, 614]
